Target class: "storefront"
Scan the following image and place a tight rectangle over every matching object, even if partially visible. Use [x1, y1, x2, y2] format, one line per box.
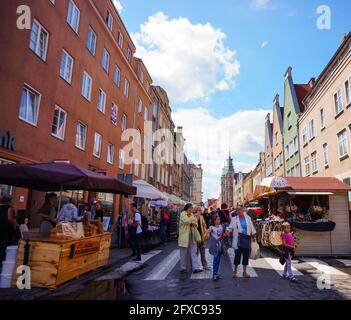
[254, 177, 351, 256]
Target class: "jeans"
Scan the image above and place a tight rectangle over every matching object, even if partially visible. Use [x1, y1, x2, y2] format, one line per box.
[131, 233, 142, 259]
[283, 252, 294, 279]
[213, 254, 221, 276]
[234, 247, 250, 266]
[160, 220, 169, 243]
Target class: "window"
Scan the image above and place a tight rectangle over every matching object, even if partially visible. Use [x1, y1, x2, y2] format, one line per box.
[334, 89, 343, 115]
[75, 121, 86, 150]
[304, 156, 311, 176]
[93, 132, 102, 158]
[320, 108, 325, 129]
[140, 71, 144, 84]
[287, 170, 291, 177]
[102, 48, 110, 72]
[82, 71, 92, 101]
[122, 113, 127, 131]
[97, 89, 106, 113]
[291, 166, 295, 177]
[114, 65, 121, 87]
[50, 0, 55, 4]
[337, 130, 348, 157]
[308, 119, 315, 140]
[117, 32, 123, 48]
[134, 159, 139, 176]
[287, 113, 292, 129]
[323, 143, 329, 165]
[126, 48, 132, 63]
[106, 11, 113, 31]
[136, 129, 141, 145]
[119, 149, 125, 169]
[295, 163, 300, 176]
[146, 81, 150, 93]
[19, 85, 41, 126]
[87, 26, 96, 56]
[66, 0, 80, 33]
[29, 20, 49, 61]
[124, 79, 129, 97]
[346, 77, 351, 105]
[285, 144, 289, 159]
[311, 151, 318, 173]
[275, 132, 278, 145]
[51, 105, 67, 140]
[141, 164, 145, 180]
[138, 98, 142, 113]
[111, 103, 118, 125]
[144, 107, 148, 121]
[289, 141, 294, 158]
[107, 143, 114, 164]
[293, 136, 298, 154]
[302, 126, 308, 145]
[59, 49, 74, 83]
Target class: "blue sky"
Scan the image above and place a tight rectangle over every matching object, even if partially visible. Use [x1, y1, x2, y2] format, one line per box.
[115, 0, 351, 200]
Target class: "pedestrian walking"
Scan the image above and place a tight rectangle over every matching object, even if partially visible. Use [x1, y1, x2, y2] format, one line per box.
[160, 209, 170, 245]
[207, 214, 224, 280]
[218, 203, 231, 230]
[128, 203, 143, 261]
[178, 203, 203, 274]
[57, 198, 82, 222]
[194, 207, 210, 270]
[227, 206, 257, 279]
[281, 222, 298, 283]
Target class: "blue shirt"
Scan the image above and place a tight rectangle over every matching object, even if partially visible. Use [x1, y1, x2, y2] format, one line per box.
[239, 217, 247, 234]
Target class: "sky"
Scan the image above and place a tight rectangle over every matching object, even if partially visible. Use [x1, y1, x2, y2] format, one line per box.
[113, 0, 351, 200]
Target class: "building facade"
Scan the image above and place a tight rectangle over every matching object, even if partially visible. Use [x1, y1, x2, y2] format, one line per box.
[299, 33, 351, 193]
[190, 163, 203, 206]
[220, 153, 235, 208]
[182, 154, 192, 203]
[264, 113, 274, 178]
[272, 94, 285, 176]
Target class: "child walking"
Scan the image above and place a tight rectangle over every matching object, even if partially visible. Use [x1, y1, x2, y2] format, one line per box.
[281, 222, 298, 283]
[207, 215, 224, 280]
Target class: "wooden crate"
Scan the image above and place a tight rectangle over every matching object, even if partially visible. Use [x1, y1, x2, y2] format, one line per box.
[12, 233, 111, 290]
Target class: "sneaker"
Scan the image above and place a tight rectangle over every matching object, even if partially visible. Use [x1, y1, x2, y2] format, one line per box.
[193, 269, 204, 274]
[282, 275, 289, 279]
[290, 277, 298, 283]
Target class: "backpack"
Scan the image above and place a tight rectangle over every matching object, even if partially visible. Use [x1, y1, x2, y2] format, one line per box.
[141, 215, 149, 234]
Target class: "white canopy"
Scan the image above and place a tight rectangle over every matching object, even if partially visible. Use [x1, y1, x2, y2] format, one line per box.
[132, 180, 166, 200]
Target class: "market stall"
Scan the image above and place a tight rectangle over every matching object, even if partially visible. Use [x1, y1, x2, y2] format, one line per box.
[254, 177, 351, 256]
[0, 162, 136, 289]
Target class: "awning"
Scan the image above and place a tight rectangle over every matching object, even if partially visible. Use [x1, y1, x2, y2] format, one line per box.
[132, 180, 166, 200]
[288, 191, 334, 195]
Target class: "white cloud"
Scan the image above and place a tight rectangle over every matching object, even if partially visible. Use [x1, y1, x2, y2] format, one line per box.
[261, 41, 268, 48]
[250, 0, 270, 10]
[172, 108, 269, 200]
[132, 12, 240, 103]
[112, 0, 123, 13]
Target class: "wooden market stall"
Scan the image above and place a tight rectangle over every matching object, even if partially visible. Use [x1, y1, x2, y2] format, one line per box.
[254, 177, 351, 257]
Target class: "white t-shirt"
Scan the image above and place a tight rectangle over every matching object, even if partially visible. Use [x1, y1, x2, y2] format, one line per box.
[210, 225, 223, 240]
[134, 212, 143, 234]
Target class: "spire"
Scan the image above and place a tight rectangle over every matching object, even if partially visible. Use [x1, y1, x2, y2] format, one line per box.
[227, 149, 234, 172]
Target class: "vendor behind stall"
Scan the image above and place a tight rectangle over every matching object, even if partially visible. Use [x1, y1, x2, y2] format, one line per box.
[37, 193, 58, 236]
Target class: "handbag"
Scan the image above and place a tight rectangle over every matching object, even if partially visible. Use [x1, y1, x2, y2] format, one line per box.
[269, 224, 283, 247]
[208, 237, 221, 256]
[250, 241, 260, 260]
[192, 227, 202, 244]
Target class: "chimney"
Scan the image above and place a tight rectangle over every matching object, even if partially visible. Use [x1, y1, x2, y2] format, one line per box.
[308, 77, 316, 88]
[273, 94, 279, 104]
[341, 33, 347, 45]
[284, 66, 292, 80]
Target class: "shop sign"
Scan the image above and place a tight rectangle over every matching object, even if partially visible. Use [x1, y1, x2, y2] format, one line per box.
[0, 131, 15, 151]
[70, 240, 100, 258]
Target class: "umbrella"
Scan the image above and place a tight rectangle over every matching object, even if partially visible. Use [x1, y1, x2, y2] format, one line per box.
[0, 162, 136, 195]
[260, 176, 291, 189]
[132, 180, 166, 200]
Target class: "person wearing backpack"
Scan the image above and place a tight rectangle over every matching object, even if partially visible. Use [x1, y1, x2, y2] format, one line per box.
[128, 203, 143, 261]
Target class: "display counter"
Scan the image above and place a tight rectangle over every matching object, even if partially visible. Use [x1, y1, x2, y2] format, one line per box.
[12, 233, 111, 290]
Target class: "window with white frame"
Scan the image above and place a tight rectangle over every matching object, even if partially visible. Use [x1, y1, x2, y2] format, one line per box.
[334, 89, 343, 115]
[75, 121, 86, 150]
[323, 143, 329, 165]
[286, 169, 291, 177]
[102, 48, 110, 72]
[136, 129, 141, 145]
[119, 149, 125, 169]
[81, 71, 92, 101]
[19, 85, 41, 126]
[59, 49, 74, 83]
[124, 79, 129, 97]
[117, 32, 123, 48]
[66, 0, 80, 33]
[138, 98, 142, 113]
[141, 164, 145, 180]
[122, 113, 127, 131]
[144, 107, 148, 121]
[134, 159, 139, 176]
[106, 11, 113, 30]
[289, 141, 294, 158]
[114, 65, 121, 87]
[311, 151, 318, 173]
[302, 126, 308, 145]
[337, 129, 348, 157]
[308, 119, 315, 140]
[97, 89, 106, 113]
[93, 132, 102, 158]
[111, 103, 118, 125]
[127, 48, 132, 63]
[287, 112, 292, 128]
[51, 105, 67, 140]
[87, 26, 96, 56]
[107, 143, 114, 164]
[293, 136, 298, 154]
[291, 166, 295, 177]
[304, 156, 311, 176]
[320, 108, 325, 129]
[50, 0, 55, 4]
[295, 163, 300, 176]
[285, 145, 289, 159]
[29, 20, 49, 61]
[140, 71, 144, 84]
[345, 76, 351, 105]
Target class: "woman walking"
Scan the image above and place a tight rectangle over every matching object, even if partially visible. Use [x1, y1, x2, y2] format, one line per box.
[207, 214, 224, 280]
[227, 206, 257, 278]
[194, 207, 210, 271]
[178, 203, 203, 274]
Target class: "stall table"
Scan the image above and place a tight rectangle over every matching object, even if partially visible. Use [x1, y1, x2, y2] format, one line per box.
[12, 233, 111, 290]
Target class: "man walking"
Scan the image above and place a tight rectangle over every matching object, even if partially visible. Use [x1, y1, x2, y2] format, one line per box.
[128, 203, 143, 261]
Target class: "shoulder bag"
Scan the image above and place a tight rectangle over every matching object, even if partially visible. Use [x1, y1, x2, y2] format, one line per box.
[269, 223, 283, 247]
